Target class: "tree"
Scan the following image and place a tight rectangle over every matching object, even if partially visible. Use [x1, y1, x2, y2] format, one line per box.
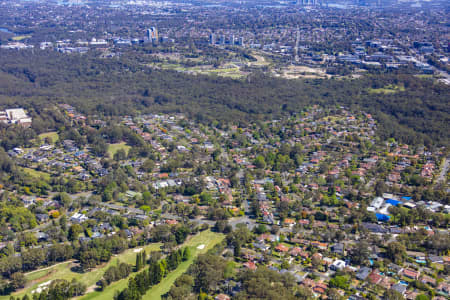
[427, 232, 450, 255]
[114, 149, 127, 161]
[0, 256, 22, 277]
[48, 244, 74, 263]
[21, 248, 46, 271]
[234, 243, 241, 257]
[375, 180, 387, 196]
[167, 274, 194, 300]
[182, 248, 191, 261]
[189, 254, 226, 293]
[327, 288, 342, 300]
[199, 191, 213, 205]
[35, 279, 86, 299]
[167, 285, 191, 300]
[214, 220, 230, 233]
[68, 224, 83, 241]
[142, 250, 147, 266]
[149, 260, 164, 285]
[350, 241, 370, 264]
[56, 192, 72, 208]
[254, 224, 268, 234]
[329, 275, 349, 290]
[135, 253, 143, 271]
[227, 225, 252, 247]
[296, 286, 314, 300]
[311, 255, 321, 270]
[140, 159, 155, 172]
[254, 155, 266, 169]
[384, 289, 405, 300]
[9, 273, 26, 290]
[174, 225, 191, 244]
[386, 242, 406, 264]
[236, 267, 297, 299]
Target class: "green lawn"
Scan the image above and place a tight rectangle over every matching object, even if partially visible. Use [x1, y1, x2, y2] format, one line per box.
[12, 35, 32, 41]
[107, 142, 131, 157]
[152, 63, 244, 79]
[2, 243, 163, 300]
[142, 230, 224, 300]
[38, 132, 59, 144]
[5, 231, 223, 300]
[79, 230, 223, 300]
[415, 74, 434, 79]
[21, 167, 51, 181]
[209, 67, 240, 73]
[368, 84, 405, 94]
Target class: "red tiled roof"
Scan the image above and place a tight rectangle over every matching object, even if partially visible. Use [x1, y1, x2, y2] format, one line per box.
[403, 269, 419, 279]
[368, 272, 383, 284]
[275, 244, 289, 252]
[243, 261, 257, 270]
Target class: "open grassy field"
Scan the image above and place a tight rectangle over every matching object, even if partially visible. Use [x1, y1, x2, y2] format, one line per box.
[148, 62, 245, 79]
[38, 132, 59, 144]
[78, 230, 223, 300]
[2, 230, 223, 300]
[142, 230, 225, 300]
[107, 142, 131, 157]
[1, 243, 163, 300]
[21, 167, 51, 181]
[12, 35, 32, 41]
[277, 65, 329, 80]
[415, 74, 434, 79]
[368, 84, 405, 94]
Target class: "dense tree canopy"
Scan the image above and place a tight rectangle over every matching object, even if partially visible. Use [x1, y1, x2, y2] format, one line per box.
[0, 50, 448, 148]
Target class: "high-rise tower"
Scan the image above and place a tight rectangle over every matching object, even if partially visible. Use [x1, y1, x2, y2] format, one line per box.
[147, 27, 158, 42]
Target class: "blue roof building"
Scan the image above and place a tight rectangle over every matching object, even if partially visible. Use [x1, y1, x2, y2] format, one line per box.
[386, 199, 402, 206]
[375, 213, 391, 222]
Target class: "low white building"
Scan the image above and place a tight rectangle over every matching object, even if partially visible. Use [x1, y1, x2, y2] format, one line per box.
[367, 197, 384, 212]
[70, 213, 88, 223]
[3, 108, 32, 126]
[330, 259, 346, 271]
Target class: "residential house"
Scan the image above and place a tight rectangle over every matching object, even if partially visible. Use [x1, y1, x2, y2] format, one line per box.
[368, 271, 383, 285]
[402, 268, 420, 280]
[283, 218, 296, 227]
[289, 247, 304, 257]
[70, 212, 88, 223]
[331, 243, 345, 255]
[310, 241, 328, 250]
[215, 294, 230, 300]
[391, 283, 407, 295]
[36, 214, 49, 223]
[243, 261, 257, 270]
[356, 267, 371, 281]
[420, 275, 436, 286]
[330, 260, 346, 271]
[437, 282, 450, 294]
[312, 282, 327, 295]
[275, 244, 289, 253]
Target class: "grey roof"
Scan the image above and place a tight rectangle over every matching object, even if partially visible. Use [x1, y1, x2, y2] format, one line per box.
[428, 255, 443, 263]
[356, 267, 372, 280]
[391, 283, 407, 294]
